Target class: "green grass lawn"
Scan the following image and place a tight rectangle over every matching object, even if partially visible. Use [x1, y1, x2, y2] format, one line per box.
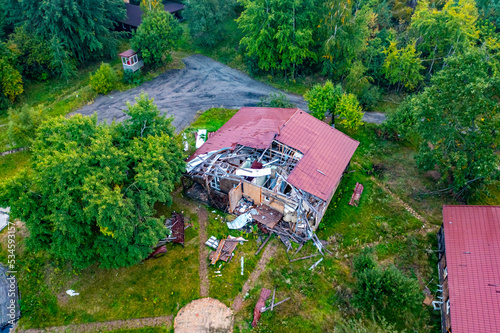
[0, 150, 31, 180]
[4, 193, 201, 330]
[205, 210, 265, 306]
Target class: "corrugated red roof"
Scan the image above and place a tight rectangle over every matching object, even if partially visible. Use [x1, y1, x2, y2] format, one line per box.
[442, 205, 500, 333]
[188, 107, 299, 159]
[276, 110, 359, 201]
[188, 107, 359, 201]
[118, 49, 137, 58]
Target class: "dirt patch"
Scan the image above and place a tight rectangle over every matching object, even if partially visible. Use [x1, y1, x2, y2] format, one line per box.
[174, 298, 233, 333]
[231, 240, 277, 312]
[73, 54, 384, 132]
[18, 315, 173, 333]
[198, 207, 209, 297]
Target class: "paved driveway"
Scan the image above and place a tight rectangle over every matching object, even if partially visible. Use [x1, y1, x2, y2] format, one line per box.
[74, 54, 385, 131]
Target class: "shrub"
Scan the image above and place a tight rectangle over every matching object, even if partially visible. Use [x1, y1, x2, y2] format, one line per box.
[7, 105, 46, 148]
[336, 93, 364, 131]
[304, 80, 343, 120]
[352, 249, 423, 323]
[90, 63, 117, 95]
[258, 92, 295, 108]
[122, 69, 143, 86]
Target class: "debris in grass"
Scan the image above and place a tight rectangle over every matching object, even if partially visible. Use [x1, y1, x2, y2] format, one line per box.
[66, 290, 79, 296]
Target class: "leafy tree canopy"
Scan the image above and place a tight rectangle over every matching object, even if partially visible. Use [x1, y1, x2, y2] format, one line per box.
[131, 9, 182, 68]
[0, 41, 23, 113]
[0, 94, 185, 269]
[412, 47, 500, 198]
[237, 0, 318, 78]
[7, 105, 46, 148]
[185, 0, 237, 47]
[410, 0, 479, 75]
[7, 0, 126, 66]
[382, 40, 424, 91]
[304, 80, 343, 120]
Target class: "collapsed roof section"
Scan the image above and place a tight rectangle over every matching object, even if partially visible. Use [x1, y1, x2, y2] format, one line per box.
[187, 107, 359, 202]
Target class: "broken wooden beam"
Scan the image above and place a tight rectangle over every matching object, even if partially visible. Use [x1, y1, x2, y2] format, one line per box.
[288, 254, 319, 263]
[255, 234, 272, 256]
[261, 297, 291, 312]
[271, 287, 276, 311]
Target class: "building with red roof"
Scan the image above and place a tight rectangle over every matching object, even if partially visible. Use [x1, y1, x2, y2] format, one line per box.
[437, 205, 500, 333]
[184, 107, 359, 237]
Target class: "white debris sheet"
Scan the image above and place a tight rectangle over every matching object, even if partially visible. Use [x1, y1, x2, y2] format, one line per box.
[227, 212, 252, 229]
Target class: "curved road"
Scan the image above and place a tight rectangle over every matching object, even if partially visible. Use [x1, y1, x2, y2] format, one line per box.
[74, 55, 385, 131]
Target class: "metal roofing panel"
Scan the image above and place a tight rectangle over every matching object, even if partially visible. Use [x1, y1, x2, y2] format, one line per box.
[187, 107, 299, 160]
[442, 205, 500, 333]
[276, 111, 359, 201]
[187, 107, 359, 201]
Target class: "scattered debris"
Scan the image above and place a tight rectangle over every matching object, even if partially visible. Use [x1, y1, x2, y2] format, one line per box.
[261, 297, 290, 312]
[227, 212, 252, 229]
[146, 245, 167, 260]
[252, 288, 272, 327]
[195, 129, 207, 148]
[255, 234, 272, 256]
[205, 236, 220, 250]
[308, 258, 323, 271]
[348, 182, 364, 207]
[289, 253, 319, 263]
[156, 212, 185, 247]
[209, 237, 238, 264]
[66, 290, 79, 297]
[0, 207, 10, 231]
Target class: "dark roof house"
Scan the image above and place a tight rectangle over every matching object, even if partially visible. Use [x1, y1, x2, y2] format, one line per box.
[437, 205, 500, 333]
[118, 2, 185, 30]
[184, 107, 359, 242]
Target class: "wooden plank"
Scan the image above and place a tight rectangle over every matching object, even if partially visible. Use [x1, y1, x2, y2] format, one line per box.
[261, 297, 291, 312]
[288, 254, 319, 263]
[255, 234, 272, 256]
[271, 287, 276, 311]
[211, 239, 226, 265]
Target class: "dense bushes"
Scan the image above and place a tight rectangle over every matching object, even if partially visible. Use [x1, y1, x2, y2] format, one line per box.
[351, 248, 423, 323]
[90, 63, 117, 95]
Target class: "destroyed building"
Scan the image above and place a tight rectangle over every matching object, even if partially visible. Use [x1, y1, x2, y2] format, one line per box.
[183, 107, 359, 242]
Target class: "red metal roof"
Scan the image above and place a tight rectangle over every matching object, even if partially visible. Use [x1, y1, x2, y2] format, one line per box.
[188, 107, 299, 158]
[118, 49, 137, 58]
[442, 205, 500, 333]
[276, 110, 359, 201]
[188, 107, 359, 201]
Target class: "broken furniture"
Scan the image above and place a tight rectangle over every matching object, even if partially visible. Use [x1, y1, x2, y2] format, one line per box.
[146, 245, 167, 260]
[156, 212, 185, 247]
[348, 182, 364, 207]
[208, 236, 242, 265]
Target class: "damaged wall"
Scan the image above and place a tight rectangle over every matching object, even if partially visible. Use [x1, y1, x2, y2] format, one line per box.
[228, 183, 242, 213]
[242, 181, 262, 205]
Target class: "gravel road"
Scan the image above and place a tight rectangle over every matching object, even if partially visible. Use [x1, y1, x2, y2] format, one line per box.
[74, 54, 385, 131]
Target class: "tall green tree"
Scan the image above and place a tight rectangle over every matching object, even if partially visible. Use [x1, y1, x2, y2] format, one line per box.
[7, 0, 126, 65]
[413, 47, 500, 198]
[131, 10, 181, 68]
[321, 0, 374, 79]
[237, 0, 318, 78]
[410, 0, 479, 74]
[185, 0, 237, 47]
[0, 94, 185, 268]
[382, 40, 424, 91]
[0, 41, 23, 113]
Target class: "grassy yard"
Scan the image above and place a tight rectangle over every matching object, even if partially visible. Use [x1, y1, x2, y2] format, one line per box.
[2, 193, 201, 330]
